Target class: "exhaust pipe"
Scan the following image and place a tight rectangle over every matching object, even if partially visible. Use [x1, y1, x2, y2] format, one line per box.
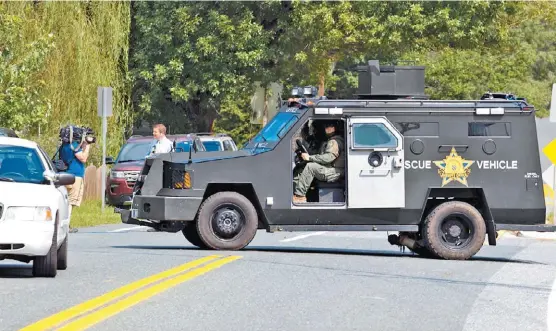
[388, 233, 417, 250]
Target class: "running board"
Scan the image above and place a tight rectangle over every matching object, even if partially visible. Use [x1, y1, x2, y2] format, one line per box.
[267, 225, 419, 233]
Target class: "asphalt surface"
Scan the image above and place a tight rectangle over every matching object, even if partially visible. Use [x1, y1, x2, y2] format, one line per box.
[1, 225, 556, 331]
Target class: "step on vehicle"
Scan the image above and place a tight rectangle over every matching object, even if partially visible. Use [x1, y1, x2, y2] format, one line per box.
[117, 60, 554, 260]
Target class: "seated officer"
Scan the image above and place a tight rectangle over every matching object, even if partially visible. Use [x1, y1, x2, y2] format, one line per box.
[293, 120, 345, 203]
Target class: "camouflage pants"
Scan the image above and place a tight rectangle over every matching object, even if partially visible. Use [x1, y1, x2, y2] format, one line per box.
[293, 162, 344, 196]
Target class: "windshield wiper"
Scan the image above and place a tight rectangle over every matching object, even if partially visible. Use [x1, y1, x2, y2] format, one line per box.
[0, 177, 15, 182]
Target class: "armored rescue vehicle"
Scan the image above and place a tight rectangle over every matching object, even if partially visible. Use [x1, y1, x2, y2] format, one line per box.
[116, 60, 554, 260]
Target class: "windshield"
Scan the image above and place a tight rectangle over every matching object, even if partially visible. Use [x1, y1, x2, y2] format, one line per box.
[0, 145, 46, 184]
[202, 141, 222, 151]
[117, 141, 154, 163]
[242, 111, 300, 151]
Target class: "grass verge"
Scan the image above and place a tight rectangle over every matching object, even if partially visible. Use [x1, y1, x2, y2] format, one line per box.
[70, 199, 122, 228]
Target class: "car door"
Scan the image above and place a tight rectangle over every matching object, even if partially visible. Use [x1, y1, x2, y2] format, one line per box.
[346, 116, 405, 208]
[37, 145, 70, 227]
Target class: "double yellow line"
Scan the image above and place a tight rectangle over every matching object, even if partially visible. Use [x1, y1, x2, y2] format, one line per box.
[21, 255, 241, 331]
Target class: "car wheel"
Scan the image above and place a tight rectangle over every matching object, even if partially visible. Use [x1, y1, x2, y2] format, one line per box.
[422, 201, 486, 260]
[57, 234, 68, 270]
[196, 191, 258, 250]
[182, 222, 208, 249]
[33, 215, 59, 277]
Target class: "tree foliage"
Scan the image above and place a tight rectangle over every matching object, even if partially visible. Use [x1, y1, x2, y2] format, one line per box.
[0, 5, 54, 132]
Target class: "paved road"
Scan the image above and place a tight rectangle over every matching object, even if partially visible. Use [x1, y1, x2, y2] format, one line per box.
[1, 225, 555, 331]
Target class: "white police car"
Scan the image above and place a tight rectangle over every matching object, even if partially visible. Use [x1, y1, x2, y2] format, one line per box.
[0, 137, 75, 277]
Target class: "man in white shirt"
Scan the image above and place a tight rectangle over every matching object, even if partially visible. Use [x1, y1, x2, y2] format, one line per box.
[150, 123, 174, 155]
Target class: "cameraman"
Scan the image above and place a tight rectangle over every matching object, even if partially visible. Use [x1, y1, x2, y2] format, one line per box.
[60, 136, 90, 232]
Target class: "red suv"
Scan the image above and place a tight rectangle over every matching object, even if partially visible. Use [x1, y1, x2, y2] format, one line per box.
[105, 134, 206, 207]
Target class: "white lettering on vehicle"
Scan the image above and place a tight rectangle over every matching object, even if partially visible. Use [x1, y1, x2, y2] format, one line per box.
[476, 160, 518, 170]
[405, 160, 518, 170]
[404, 160, 432, 169]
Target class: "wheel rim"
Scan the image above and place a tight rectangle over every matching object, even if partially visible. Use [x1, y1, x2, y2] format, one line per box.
[209, 203, 246, 241]
[436, 212, 475, 250]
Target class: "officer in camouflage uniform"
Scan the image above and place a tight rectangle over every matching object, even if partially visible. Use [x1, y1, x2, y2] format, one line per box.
[293, 120, 345, 203]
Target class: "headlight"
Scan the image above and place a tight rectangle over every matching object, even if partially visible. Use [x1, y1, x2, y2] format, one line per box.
[110, 170, 125, 179]
[4, 207, 53, 221]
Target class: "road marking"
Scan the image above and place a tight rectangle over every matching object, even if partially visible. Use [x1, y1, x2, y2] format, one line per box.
[56, 255, 242, 331]
[280, 231, 326, 242]
[20, 255, 222, 331]
[548, 273, 556, 331]
[108, 226, 145, 233]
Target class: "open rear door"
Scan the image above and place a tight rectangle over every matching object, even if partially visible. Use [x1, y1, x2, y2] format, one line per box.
[347, 116, 405, 208]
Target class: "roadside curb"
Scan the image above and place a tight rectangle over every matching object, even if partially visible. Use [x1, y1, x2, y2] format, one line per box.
[498, 230, 556, 241]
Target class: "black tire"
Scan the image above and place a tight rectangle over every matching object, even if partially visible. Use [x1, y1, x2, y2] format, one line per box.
[33, 215, 59, 277]
[422, 201, 486, 260]
[196, 191, 258, 250]
[57, 234, 68, 270]
[182, 222, 208, 249]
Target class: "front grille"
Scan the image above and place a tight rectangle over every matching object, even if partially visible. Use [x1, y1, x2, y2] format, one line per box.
[124, 171, 140, 186]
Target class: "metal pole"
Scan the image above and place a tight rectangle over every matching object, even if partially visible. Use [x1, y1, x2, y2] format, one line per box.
[101, 91, 107, 211]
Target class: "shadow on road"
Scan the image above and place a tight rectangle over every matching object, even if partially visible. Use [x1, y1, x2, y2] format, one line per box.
[0, 264, 32, 278]
[109, 244, 543, 265]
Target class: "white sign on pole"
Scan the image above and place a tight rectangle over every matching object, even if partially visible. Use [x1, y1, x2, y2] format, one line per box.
[98, 87, 113, 210]
[550, 83, 556, 123]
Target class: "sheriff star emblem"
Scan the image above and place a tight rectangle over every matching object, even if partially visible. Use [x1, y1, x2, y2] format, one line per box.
[433, 147, 474, 187]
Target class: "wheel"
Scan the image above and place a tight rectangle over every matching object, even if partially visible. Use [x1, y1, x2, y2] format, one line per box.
[182, 222, 208, 249]
[422, 201, 486, 260]
[33, 215, 59, 277]
[57, 235, 68, 270]
[196, 191, 258, 250]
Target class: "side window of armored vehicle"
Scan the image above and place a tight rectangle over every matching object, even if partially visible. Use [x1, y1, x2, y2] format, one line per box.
[352, 123, 397, 149]
[394, 122, 439, 137]
[468, 122, 511, 137]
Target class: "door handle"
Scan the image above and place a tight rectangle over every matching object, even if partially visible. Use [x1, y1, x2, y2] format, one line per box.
[438, 145, 468, 153]
[359, 169, 390, 177]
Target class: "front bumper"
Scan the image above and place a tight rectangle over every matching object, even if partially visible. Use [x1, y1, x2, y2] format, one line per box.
[0, 220, 54, 257]
[118, 195, 203, 222]
[107, 193, 132, 207]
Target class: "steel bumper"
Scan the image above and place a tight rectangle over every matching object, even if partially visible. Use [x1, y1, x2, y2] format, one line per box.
[115, 195, 203, 222]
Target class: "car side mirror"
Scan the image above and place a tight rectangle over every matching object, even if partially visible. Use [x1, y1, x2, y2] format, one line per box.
[43, 170, 75, 186]
[105, 156, 115, 165]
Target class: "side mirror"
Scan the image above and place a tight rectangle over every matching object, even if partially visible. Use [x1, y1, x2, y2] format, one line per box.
[44, 170, 75, 186]
[105, 156, 115, 165]
[55, 173, 76, 186]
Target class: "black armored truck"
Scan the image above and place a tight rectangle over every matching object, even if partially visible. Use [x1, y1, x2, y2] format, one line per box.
[117, 60, 554, 260]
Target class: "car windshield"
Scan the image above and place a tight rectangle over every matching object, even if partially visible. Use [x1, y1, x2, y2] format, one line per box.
[0, 145, 46, 184]
[242, 111, 300, 150]
[117, 141, 153, 163]
[202, 141, 222, 151]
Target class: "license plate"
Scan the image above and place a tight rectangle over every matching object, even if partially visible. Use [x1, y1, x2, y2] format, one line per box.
[131, 209, 138, 218]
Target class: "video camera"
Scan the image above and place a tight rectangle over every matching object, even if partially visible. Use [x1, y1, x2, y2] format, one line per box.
[59, 125, 96, 145]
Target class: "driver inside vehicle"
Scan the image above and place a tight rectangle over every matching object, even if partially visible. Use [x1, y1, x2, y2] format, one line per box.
[292, 120, 345, 203]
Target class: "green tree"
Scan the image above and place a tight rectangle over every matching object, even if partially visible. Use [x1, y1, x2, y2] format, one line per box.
[0, 5, 54, 133]
[131, 1, 289, 135]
